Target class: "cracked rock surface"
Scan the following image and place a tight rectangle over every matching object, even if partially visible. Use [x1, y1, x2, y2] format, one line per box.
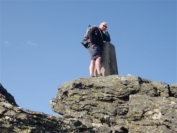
[0, 84, 92, 133]
[1, 75, 177, 133]
[51, 75, 177, 133]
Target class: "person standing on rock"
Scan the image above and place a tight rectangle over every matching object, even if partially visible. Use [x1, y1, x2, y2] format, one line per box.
[88, 22, 111, 77]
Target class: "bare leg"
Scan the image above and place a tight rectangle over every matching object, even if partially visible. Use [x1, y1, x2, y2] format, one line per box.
[89, 60, 95, 76]
[95, 57, 101, 74]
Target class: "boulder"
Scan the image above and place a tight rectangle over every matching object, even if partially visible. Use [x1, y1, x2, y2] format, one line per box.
[51, 75, 177, 133]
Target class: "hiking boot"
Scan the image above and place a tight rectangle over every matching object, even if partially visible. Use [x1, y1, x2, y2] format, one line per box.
[90, 74, 95, 78]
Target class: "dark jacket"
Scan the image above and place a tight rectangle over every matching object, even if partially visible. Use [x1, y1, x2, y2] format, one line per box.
[88, 27, 111, 50]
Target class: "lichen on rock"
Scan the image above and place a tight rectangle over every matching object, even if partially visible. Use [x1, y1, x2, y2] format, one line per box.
[0, 75, 177, 133]
[51, 75, 177, 133]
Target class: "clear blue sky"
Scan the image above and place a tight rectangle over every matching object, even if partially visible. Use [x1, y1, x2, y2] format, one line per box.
[0, 0, 176, 115]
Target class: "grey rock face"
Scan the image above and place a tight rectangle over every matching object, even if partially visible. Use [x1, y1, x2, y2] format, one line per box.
[51, 75, 177, 133]
[0, 84, 18, 106]
[0, 84, 93, 133]
[170, 84, 177, 97]
[0, 75, 177, 133]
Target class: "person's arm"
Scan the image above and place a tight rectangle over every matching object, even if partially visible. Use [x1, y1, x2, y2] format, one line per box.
[88, 27, 97, 44]
[105, 31, 111, 42]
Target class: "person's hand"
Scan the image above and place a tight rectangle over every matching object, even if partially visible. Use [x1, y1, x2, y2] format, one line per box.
[105, 30, 108, 34]
[105, 31, 110, 37]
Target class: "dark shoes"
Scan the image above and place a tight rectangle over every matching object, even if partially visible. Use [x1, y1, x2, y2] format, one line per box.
[90, 74, 95, 78]
[90, 73, 102, 77]
[97, 73, 102, 77]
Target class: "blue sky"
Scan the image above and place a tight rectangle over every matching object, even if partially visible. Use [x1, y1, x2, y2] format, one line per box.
[0, 0, 176, 115]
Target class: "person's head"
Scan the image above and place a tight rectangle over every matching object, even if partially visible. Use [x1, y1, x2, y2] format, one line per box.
[99, 22, 107, 31]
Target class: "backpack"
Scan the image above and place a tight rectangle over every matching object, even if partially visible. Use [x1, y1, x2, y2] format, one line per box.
[81, 25, 111, 48]
[81, 25, 92, 48]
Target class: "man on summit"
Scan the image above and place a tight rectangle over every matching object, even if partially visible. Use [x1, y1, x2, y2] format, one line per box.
[88, 22, 111, 77]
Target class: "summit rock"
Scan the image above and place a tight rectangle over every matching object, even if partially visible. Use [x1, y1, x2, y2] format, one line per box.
[51, 75, 177, 133]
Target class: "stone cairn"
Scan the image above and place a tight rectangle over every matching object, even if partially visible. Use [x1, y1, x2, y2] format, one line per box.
[94, 42, 118, 77]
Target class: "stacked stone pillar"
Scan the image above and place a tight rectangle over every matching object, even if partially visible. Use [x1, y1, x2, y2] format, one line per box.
[94, 42, 118, 76]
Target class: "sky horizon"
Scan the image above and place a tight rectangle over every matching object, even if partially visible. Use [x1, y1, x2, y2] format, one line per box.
[0, 0, 176, 115]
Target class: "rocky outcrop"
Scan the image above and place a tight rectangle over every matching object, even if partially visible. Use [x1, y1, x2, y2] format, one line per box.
[51, 75, 177, 133]
[0, 75, 177, 133]
[0, 84, 90, 133]
[0, 84, 17, 106]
